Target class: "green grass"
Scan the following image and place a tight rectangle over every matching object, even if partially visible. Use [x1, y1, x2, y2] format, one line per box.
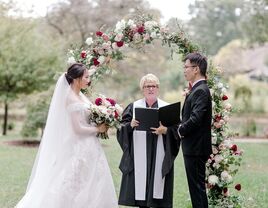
[0, 136, 268, 208]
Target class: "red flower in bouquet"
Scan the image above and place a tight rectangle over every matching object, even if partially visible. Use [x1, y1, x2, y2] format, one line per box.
[235, 184, 241, 191]
[106, 98, 116, 106]
[95, 97, 103, 106]
[96, 31, 103, 36]
[81, 50, 87, 59]
[222, 95, 228, 100]
[88, 95, 123, 139]
[114, 110, 119, 119]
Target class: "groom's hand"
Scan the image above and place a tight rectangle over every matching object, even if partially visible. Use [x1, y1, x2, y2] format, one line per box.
[151, 122, 167, 135]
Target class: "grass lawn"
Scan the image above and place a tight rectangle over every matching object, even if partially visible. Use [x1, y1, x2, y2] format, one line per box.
[0, 135, 267, 208]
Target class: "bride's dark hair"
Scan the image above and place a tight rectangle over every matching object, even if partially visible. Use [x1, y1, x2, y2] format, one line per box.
[65, 63, 87, 84]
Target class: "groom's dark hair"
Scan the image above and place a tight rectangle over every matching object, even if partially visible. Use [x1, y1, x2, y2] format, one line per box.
[65, 63, 87, 84]
[184, 52, 207, 77]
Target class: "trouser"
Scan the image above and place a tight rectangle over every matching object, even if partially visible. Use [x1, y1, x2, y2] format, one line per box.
[183, 155, 209, 208]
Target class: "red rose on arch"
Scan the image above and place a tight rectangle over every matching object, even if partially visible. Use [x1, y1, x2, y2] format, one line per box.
[93, 58, 100, 66]
[230, 144, 238, 152]
[96, 31, 103, 36]
[235, 184, 241, 191]
[215, 114, 222, 122]
[81, 50, 87, 59]
[95, 98, 102, 106]
[223, 187, 228, 194]
[116, 41, 124, 47]
[222, 95, 228, 100]
[137, 26, 145, 34]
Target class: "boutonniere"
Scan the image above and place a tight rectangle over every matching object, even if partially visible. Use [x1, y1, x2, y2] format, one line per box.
[182, 88, 190, 97]
[182, 82, 192, 97]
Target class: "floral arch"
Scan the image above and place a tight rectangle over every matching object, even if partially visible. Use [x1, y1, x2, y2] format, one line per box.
[67, 14, 243, 207]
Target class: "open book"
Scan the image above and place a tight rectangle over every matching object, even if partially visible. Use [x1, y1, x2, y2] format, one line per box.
[135, 102, 181, 131]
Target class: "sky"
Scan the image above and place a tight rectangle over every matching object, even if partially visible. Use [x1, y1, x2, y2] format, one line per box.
[12, 0, 195, 22]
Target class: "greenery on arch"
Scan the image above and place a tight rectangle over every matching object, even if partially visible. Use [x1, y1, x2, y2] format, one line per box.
[68, 14, 243, 207]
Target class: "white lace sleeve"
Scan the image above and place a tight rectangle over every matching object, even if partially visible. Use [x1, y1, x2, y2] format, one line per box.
[67, 103, 98, 136]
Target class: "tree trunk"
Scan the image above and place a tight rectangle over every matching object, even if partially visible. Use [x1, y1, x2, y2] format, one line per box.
[2, 100, 8, 135]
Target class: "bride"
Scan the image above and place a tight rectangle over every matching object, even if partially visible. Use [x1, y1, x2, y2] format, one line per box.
[16, 63, 118, 208]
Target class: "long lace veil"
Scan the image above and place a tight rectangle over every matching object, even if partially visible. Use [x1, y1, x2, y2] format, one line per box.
[26, 73, 72, 193]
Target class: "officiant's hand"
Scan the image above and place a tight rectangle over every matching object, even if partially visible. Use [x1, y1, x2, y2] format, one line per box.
[97, 123, 108, 133]
[151, 122, 167, 135]
[130, 119, 139, 128]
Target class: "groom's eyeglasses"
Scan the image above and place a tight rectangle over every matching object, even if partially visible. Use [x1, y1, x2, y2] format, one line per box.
[143, 85, 158, 89]
[184, 65, 197, 69]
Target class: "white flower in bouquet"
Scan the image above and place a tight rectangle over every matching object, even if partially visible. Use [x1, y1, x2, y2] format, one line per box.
[85, 37, 93, 46]
[88, 95, 123, 139]
[115, 104, 123, 114]
[208, 175, 219, 185]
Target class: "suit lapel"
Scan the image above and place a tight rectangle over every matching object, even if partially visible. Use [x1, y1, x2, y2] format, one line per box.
[182, 80, 207, 114]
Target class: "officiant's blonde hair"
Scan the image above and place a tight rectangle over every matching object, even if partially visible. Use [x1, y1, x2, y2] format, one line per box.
[139, 73, 160, 90]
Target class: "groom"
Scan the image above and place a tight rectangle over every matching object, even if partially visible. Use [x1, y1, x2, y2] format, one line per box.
[178, 52, 212, 208]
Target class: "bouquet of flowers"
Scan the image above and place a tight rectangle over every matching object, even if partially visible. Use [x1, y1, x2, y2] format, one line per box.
[88, 95, 123, 139]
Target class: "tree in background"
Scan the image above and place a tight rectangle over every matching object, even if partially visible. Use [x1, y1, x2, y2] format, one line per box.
[0, 13, 62, 135]
[46, 0, 160, 46]
[186, 0, 244, 55]
[241, 0, 268, 44]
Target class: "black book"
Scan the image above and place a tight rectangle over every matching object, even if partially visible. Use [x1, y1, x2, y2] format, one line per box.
[135, 102, 181, 131]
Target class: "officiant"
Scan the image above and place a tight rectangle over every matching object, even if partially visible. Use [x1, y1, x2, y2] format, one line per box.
[117, 73, 180, 208]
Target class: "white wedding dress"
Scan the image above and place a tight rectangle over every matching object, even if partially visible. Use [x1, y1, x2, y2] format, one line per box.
[16, 74, 118, 208]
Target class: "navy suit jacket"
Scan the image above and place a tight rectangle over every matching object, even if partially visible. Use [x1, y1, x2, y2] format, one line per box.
[179, 80, 212, 156]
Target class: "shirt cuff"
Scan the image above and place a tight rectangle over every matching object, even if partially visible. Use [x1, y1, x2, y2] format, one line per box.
[178, 124, 184, 138]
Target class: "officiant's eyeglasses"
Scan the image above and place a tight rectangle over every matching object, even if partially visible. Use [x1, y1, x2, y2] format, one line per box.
[143, 85, 158, 89]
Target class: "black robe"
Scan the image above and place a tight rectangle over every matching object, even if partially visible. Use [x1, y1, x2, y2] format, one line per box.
[117, 102, 180, 208]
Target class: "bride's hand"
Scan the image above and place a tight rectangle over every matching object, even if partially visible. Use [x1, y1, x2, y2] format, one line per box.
[97, 123, 108, 133]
